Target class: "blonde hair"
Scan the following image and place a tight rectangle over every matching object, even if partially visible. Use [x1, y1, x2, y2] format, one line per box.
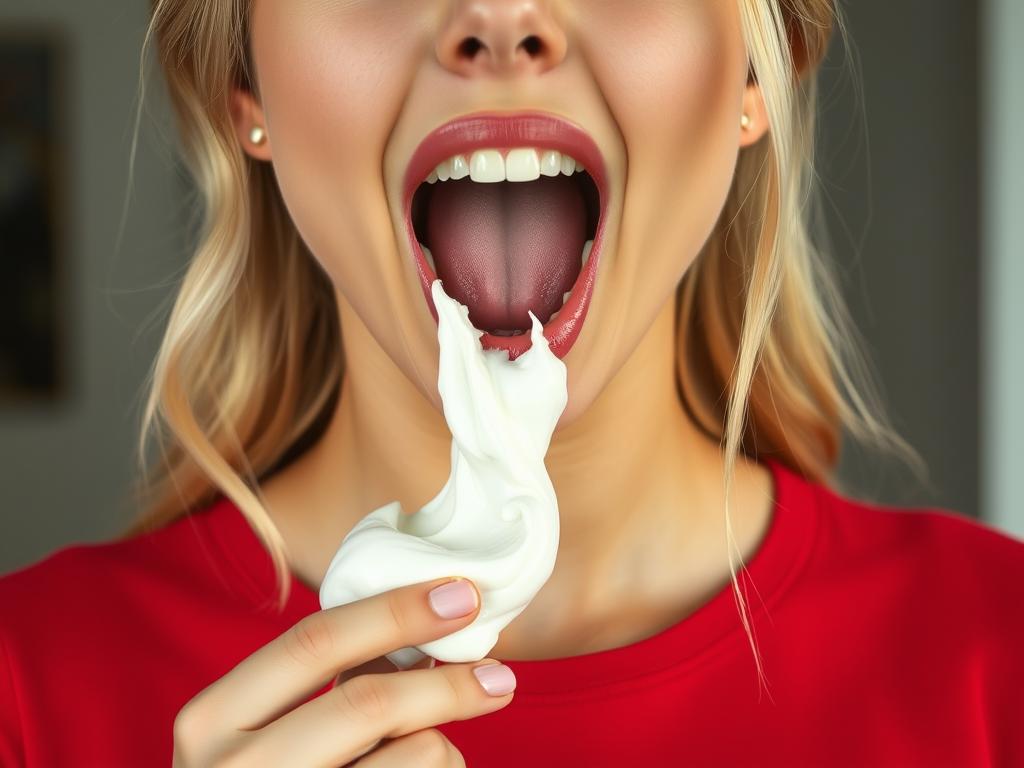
[124, 0, 923, 693]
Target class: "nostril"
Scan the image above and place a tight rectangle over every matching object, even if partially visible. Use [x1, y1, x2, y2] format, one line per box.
[456, 34, 544, 63]
[458, 37, 484, 59]
[520, 35, 543, 57]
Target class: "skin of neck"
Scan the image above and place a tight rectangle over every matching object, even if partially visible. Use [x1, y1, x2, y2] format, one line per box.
[261, 286, 773, 659]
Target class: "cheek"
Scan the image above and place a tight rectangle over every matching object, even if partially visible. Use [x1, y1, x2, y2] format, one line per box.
[587, 1, 747, 284]
[250, 3, 419, 319]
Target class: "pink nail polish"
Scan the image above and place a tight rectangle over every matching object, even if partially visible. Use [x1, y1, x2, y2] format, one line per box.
[473, 663, 516, 696]
[428, 579, 477, 619]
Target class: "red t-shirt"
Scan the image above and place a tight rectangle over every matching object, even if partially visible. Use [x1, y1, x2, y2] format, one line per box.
[1, 458, 1022, 766]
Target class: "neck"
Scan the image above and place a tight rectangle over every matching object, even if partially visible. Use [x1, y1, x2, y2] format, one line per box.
[261, 290, 773, 656]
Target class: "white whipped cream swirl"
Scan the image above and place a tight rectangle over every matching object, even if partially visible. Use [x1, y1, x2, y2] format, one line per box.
[318, 279, 568, 667]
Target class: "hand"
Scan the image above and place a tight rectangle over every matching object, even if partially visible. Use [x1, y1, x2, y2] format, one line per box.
[172, 577, 514, 767]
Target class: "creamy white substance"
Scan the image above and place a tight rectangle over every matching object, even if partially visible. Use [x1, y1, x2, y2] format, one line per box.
[319, 279, 568, 667]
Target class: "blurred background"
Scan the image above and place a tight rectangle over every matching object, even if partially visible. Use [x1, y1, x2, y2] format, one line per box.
[0, 0, 1021, 574]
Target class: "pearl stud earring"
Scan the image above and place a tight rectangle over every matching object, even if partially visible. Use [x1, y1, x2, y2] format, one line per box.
[249, 125, 266, 145]
[740, 113, 752, 130]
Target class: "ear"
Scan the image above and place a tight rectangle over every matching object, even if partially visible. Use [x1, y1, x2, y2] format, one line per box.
[738, 79, 770, 148]
[229, 87, 273, 162]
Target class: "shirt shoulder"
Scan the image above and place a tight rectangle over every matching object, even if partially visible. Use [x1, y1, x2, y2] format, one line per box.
[807, 477, 1024, 646]
[0, 516, 214, 765]
[0, 502, 312, 766]
[814, 478, 1024, 583]
[0, 507, 238, 644]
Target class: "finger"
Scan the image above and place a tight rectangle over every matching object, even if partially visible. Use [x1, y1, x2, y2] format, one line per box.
[353, 728, 465, 768]
[199, 577, 479, 731]
[250, 659, 514, 767]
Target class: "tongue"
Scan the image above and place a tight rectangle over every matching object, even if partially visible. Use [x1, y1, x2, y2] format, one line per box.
[425, 175, 587, 332]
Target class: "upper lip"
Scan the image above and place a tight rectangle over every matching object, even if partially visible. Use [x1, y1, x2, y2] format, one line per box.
[402, 109, 608, 218]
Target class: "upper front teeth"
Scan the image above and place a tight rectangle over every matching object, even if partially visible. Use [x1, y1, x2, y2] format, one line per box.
[426, 148, 586, 184]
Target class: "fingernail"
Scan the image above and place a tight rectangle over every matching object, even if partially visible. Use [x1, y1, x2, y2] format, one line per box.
[473, 663, 516, 696]
[428, 579, 478, 619]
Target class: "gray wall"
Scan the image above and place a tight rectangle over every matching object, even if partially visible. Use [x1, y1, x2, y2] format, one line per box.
[0, 1, 1014, 575]
[0, 1, 186, 573]
[818, 3, 981, 517]
[982, 0, 1024, 537]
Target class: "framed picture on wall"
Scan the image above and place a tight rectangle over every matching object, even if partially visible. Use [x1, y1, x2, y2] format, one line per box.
[0, 27, 68, 403]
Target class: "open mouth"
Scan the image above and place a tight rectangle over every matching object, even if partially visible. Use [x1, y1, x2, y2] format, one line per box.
[402, 112, 608, 361]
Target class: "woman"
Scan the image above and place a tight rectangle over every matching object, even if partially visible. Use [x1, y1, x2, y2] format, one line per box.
[1, 0, 1021, 765]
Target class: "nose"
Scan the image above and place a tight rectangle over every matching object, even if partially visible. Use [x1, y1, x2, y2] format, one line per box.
[435, 0, 568, 78]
